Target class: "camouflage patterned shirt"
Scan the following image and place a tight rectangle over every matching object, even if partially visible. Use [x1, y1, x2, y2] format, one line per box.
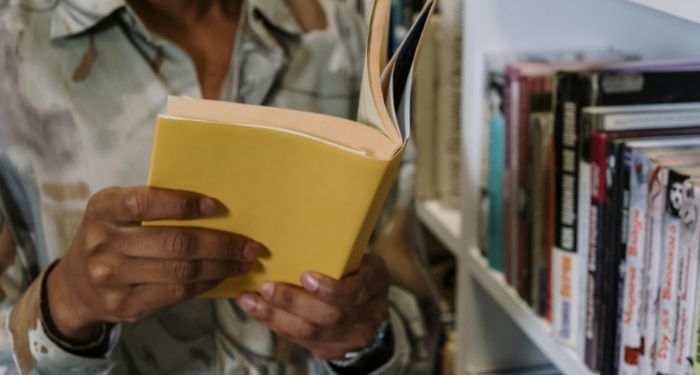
[0, 0, 429, 373]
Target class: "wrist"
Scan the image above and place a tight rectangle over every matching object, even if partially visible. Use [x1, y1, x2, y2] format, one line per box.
[329, 320, 394, 373]
[45, 260, 102, 343]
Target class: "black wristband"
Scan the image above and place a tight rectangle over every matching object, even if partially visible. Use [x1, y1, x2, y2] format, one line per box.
[40, 260, 114, 357]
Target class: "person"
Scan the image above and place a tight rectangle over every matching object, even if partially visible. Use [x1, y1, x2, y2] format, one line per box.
[0, 0, 431, 373]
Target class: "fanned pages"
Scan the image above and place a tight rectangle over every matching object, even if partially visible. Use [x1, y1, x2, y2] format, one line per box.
[146, 1, 435, 297]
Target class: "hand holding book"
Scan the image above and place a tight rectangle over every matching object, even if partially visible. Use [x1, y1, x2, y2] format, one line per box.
[45, 187, 260, 344]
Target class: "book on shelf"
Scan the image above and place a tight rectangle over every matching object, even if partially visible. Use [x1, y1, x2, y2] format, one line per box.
[435, 0, 463, 211]
[478, 53, 700, 374]
[482, 49, 633, 310]
[618, 141, 700, 374]
[527, 93, 555, 320]
[146, 0, 435, 297]
[413, 14, 441, 201]
[553, 65, 700, 353]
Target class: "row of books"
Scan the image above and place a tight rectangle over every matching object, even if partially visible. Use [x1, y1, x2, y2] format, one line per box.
[482, 54, 700, 374]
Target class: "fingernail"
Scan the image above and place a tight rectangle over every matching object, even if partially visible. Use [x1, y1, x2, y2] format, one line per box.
[199, 197, 219, 216]
[243, 242, 261, 261]
[238, 295, 257, 312]
[260, 282, 275, 300]
[301, 273, 319, 292]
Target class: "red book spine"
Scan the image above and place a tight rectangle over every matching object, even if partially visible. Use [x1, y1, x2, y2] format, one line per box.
[585, 132, 609, 370]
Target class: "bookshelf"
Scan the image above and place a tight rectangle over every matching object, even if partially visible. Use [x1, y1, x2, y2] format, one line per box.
[415, 0, 700, 373]
[415, 200, 461, 256]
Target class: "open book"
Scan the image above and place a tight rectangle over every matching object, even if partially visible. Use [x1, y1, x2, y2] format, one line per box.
[146, 0, 435, 297]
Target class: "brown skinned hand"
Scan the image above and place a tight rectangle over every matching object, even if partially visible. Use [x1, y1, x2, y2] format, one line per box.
[47, 186, 262, 343]
[235, 254, 390, 360]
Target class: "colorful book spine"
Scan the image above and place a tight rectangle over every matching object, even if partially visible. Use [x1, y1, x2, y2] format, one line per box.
[618, 149, 650, 374]
[527, 92, 553, 317]
[585, 132, 608, 369]
[503, 67, 519, 287]
[486, 84, 506, 271]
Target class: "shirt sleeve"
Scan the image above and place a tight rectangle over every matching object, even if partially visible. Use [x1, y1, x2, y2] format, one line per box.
[5, 256, 121, 374]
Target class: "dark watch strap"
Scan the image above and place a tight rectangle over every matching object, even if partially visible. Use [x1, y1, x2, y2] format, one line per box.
[329, 320, 395, 374]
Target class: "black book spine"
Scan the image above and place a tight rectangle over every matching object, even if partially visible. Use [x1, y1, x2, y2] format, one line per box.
[554, 73, 581, 257]
[600, 142, 631, 374]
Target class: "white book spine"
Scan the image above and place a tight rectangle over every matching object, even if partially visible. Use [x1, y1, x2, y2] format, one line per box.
[618, 151, 649, 374]
[653, 173, 683, 374]
[576, 160, 591, 357]
[602, 110, 700, 131]
[639, 166, 669, 375]
[671, 182, 700, 374]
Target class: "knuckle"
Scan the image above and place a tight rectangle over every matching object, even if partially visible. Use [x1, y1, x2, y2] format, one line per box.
[171, 261, 198, 282]
[297, 323, 321, 341]
[124, 188, 149, 220]
[102, 292, 126, 315]
[86, 188, 113, 217]
[83, 227, 109, 254]
[256, 303, 273, 321]
[164, 231, 194, 258]
[278, 288, 295, 310]
[320, 307, 343, 326]
[87, 260, 113, 285]
[222, 236, 241, 260]
[168, 284, 192, 300]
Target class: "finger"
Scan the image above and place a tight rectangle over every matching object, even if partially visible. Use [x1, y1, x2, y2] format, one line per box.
[117, 226, 262, 262]
[88, 186, 222, 223]
[301, 255, 389, 306]
[114, 258, 251, 285]
[259, 282, 344, 326]
[236, 294, 323, 343]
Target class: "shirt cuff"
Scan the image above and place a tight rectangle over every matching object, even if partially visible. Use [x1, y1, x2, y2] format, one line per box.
[8, 262, 119, 373]
[324, 307, 411, 375]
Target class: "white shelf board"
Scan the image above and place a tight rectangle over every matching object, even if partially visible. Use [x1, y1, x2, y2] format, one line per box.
[416, 200, 462, 256]
[464, 248, 594, 375]
[627, 0, 700, 26]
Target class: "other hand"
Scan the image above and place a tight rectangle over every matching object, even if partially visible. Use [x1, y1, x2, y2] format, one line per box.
[235, 254, 390, 360]
[48, 186, 262, 342]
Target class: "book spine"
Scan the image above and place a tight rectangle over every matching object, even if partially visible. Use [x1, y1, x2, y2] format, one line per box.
[653, 170, 683, 375]
[618, 150, 649, 374]
[576, 111, 594, 359]
[528, 108, 554, 316]
[608, 144, 632, 374]
[528, 113, 545, 311]
[692, 239, 700, 375]
[670, 179, 700, 375]
[413, 16, 439, 201]
[585, 132, 608, 369]
[545, 132, 556, 322]
[486, 86, 506, 271]
[553, 72, 581, 347]
[503, 67, 518, 286]
[517, 76, 549, 303]
[639, 165, 670, 375]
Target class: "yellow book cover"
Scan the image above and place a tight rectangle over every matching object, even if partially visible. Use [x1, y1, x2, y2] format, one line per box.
[146, 0, 435, 297]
